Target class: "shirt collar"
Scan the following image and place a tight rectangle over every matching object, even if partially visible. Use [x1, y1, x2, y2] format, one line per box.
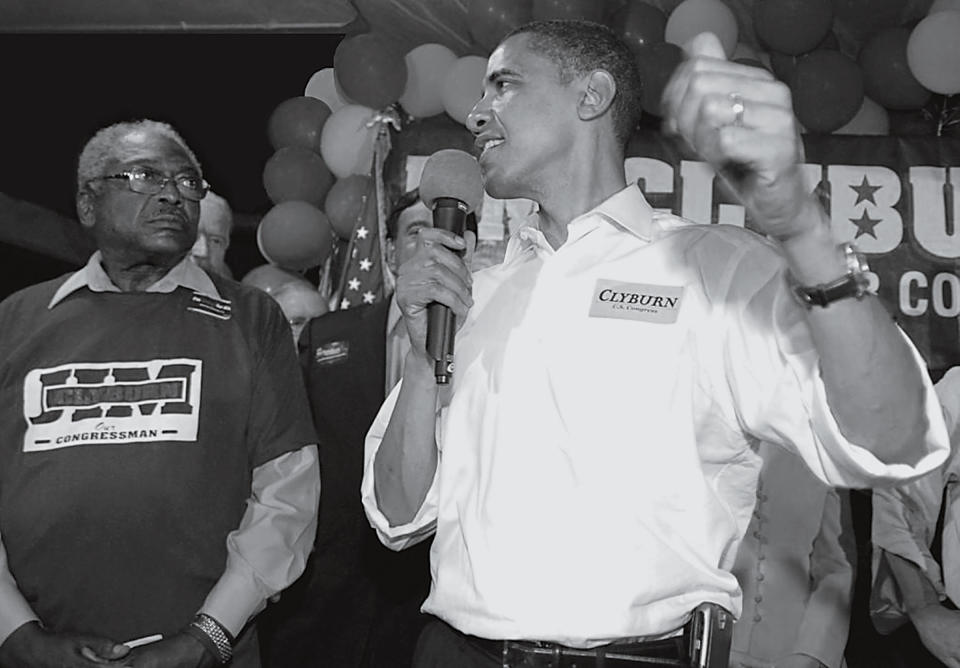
[503, 185, 655, 263]
[48, 251, 222, 309]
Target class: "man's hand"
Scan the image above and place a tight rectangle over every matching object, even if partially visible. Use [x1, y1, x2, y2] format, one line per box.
[395, 227, 475, 357]
[0, 620, 129, 667]
[118, 632, 215, 668]
[910, 603, 960, 667]
[660, 32, 815, 242]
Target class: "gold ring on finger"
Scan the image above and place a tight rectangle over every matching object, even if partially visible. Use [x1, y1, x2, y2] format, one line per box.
[729, 92, 745, 127]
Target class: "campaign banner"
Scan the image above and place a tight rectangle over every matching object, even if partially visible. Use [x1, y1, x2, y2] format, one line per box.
[386, 118, 960, 375]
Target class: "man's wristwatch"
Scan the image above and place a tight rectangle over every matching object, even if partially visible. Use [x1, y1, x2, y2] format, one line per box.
[788, 242, 871, 308]
[184, 613, 234, 664]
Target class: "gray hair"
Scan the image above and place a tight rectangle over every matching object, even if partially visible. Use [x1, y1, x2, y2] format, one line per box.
[76, 119, 202, 190]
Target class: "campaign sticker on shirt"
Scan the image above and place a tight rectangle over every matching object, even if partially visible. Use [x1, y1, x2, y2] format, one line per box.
[187, 292, 232, 321]
[589, 280, 684, 323]
[314, 341, 350, 366]
[22, 358, 202, 452]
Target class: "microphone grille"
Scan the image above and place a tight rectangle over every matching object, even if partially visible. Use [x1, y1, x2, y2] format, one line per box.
[419, 149, 485, 214]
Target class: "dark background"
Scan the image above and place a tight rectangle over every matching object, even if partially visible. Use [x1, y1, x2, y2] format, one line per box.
[0, 32, 344, 296]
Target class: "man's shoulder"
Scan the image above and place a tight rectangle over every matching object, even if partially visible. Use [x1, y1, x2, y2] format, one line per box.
[0, 273, 75, 315]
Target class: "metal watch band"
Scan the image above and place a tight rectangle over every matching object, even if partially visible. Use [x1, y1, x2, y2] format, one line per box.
[790, 242, 870, 308]
[190, 613, 233, 664]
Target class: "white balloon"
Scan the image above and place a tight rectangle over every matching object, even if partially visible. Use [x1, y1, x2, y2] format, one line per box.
[320, 105, 378, 179]
[442, 55, 489, 126]
[305, 68, 349, 113]
[400, 43, 459, 118]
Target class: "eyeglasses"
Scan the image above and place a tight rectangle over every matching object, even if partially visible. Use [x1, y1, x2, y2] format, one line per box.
[91, 166, 208, 202]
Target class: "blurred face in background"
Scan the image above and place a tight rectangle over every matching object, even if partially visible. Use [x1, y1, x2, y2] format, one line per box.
[190, 192, 233, 278]
[273, 282, 329, 344]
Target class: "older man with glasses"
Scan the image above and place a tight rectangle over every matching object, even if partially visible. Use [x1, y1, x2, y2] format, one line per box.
[0, 119, 320, 668]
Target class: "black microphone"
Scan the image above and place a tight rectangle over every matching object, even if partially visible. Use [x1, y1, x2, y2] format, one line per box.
[418, 149, 485, 384]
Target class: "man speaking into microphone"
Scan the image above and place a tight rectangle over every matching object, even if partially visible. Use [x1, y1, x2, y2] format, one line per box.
[361, 19, 949, 668]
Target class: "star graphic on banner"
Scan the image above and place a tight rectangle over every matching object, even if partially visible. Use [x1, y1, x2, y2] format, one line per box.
[340, 298, 351, 309]
[362, 291, 376, 304]
[347, 278, 361, 291]
[850, 176, 882, 206]
[850, 210, 882, 239]
[356, 226, 369, 240]
[359, 258, 372, 271]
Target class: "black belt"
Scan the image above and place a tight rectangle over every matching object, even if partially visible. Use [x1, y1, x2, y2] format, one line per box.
[462, 629, 689, 667]
[457, 601, 732, 668]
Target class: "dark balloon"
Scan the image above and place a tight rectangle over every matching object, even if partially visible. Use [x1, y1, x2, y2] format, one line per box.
[334, 33, 408, 110]
[531, 0, 605, 22]
[791, 50, 865, 133]
[262, 147, 335, 207]
[608, 1, 667, 55]
[754, 0, 833, 56]
[636, 41, 684, 117]
[468, 0, 533, 53]
[860, 27, 931, 111]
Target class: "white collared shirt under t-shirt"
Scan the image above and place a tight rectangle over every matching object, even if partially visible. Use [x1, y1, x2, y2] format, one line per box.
[362, 185, 948, 648]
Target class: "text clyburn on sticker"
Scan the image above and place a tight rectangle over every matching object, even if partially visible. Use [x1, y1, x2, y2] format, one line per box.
[597, 289, 680, 309]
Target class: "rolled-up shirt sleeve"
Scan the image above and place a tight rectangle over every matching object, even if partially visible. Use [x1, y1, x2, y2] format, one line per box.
[0, 533, 38, 647]
[201, 445, 320, 637]
[361, 381, 440, 550]
[716, 240, 949, 488]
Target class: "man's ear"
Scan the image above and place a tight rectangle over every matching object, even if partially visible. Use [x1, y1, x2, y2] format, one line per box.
[578, 69, 617, 122]
[76, 189, 96, 230]
[385, 238, 397, 274]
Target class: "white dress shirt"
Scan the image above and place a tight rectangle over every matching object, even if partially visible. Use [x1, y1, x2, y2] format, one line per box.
[362, 186, 948, 648]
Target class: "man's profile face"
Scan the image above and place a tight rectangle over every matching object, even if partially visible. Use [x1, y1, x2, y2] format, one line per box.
[83, 131, 201, 263]
[468, 34, 581, 201]
[390, 199, 432, 273]
[190, 196, 232, 277]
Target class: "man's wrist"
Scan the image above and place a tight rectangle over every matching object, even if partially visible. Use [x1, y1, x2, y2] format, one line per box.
[776, 207, 849, 286]
[182, 614, 233, 665]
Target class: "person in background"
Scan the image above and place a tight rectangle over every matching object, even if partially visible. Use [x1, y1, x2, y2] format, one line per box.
[0, 119, 319, 668]
[731, 441, 856, 668]
[872, 367, 960, 668]
[271, 278, 329, 345]
[260, 189, 457, 668]
[190, 189, 234, 279]
[363, 19, 948, 668]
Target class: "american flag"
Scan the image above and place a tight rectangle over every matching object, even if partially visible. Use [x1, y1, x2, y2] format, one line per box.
[333, 112, 397, 310]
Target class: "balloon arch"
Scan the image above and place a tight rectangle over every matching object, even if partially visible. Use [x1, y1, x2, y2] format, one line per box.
[244, 0, 960, 316]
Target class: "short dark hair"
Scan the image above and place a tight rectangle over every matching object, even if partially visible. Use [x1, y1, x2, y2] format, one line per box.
[505, 20, 642, 146]
[387, 188, 477, 239]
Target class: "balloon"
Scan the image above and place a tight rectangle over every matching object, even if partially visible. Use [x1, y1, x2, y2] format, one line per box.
[608, 1, 667, 55]
[324, 175, 373, 240]
[320, 104, 378, 179]
[468, 0, 533, 53]
[907, 10, 960, 95]
[753, 0, 832, 56]
[859, 27, 931, 111]
[532, 0, 605, 22]
[791, 50, 864, 133]
[257, 201, 334, 271]
[834, 0, 907, 40]
[930, 0, 960, 13]
[442, 55, 489, 125]
[833, 96, 890, 135]
[262, 147, 335, 207]
[665, 0, 738, 58]
[334, 33, 408, 109]
[399, 43, 459, 118]
[241, 264, 306, 296]
[637, 42, 684, 116]
[267, 96, 332, 153]
[305, 68, 349, 113]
